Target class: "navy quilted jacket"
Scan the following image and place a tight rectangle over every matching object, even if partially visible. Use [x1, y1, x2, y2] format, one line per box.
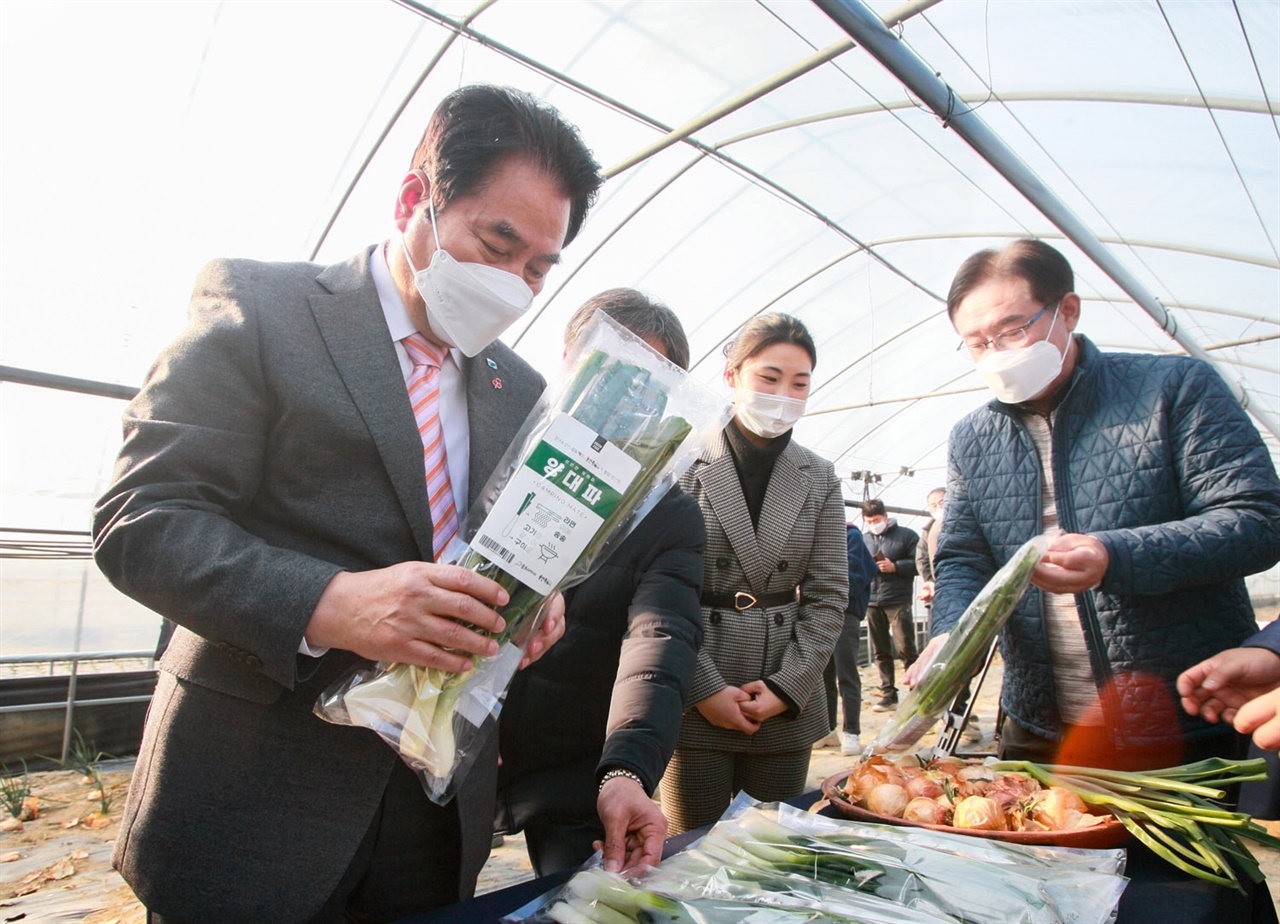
[933, 336, 1280, 747]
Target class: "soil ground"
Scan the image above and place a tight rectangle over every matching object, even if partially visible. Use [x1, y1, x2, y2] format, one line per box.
[3, 652, 1277, 922]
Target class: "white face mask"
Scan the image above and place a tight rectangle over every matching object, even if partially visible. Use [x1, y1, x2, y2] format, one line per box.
[868, 520, 888, 536]
[735, 388, 806, 439]
[974, 310, 1064, 403]
[401, 196, 534, 358]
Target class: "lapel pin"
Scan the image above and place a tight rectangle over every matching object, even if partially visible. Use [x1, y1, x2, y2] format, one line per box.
[492, 377, 503, 390]
[486, 357, 498, 369]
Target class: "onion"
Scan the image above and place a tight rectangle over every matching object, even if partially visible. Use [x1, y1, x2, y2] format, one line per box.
[1030, 787, 1088, 829]
[843, 757, 905, 800]
[865, 782, 910, 818]
[952, 795, 1008, 831]
[905, 775, 944, 800]
[903, 796, 950, 825]
[926, 756, 965, 778]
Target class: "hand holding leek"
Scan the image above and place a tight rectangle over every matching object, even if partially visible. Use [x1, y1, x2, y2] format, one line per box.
[315, 313, 730, 803]
[869, 537, 1045, 754]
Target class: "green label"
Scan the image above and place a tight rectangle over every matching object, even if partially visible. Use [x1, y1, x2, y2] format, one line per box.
[524, 439, 624, 519]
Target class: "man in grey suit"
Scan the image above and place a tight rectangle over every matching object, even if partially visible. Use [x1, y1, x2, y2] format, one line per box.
[92, 85, 603, 923]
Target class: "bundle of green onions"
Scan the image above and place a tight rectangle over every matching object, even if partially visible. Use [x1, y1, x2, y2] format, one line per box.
[990, 757, 1280, 892]
[523, 799, 1127, 923]
[535, 867, 871, 924]
[319, 314, 723, 801]
[868, 536, 1044, 753]
[680, 804, 1124, 923]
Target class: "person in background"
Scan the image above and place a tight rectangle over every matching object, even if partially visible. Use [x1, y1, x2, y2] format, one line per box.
[861, 497, 919, 713]
[817, 519, 877, 754]
[916, 487, 981, 744]
[1179, 621, 1280, 750]
[496, 289, 705, 875]
[92, 85, 602, 923]
[660, 313, 848, 834]
[915, 488, 945, 609]
[912, 238, 1280, 772]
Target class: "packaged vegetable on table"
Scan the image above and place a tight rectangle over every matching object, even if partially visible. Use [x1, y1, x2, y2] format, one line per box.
[507, 793, 1129, 924]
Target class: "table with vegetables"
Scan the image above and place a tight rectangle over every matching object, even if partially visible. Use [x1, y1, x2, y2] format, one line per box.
[402, 502, 1280, 923]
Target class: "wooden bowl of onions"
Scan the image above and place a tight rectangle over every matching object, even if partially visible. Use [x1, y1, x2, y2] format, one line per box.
[821, 755, 1131, 849]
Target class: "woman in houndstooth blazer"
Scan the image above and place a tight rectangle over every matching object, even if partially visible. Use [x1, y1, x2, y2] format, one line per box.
[661, 314, 849, 833]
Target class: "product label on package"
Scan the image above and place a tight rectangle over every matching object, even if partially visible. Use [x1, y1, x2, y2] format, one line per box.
[470, 413, 641, 591]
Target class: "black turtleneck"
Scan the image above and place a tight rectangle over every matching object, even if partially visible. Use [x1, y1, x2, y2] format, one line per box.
[724, 418, 791, 528]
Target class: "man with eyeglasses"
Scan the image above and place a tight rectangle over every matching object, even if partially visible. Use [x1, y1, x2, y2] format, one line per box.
[907, 238, 1280, 773]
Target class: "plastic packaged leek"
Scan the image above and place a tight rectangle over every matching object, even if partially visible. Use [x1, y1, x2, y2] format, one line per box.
[506, 793, 1127, 923]
[314, 312, 732, 803]
[868, 535, 1047, 754]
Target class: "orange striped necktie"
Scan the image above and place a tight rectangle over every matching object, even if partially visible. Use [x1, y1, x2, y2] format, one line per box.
[403, 332, 458, 559]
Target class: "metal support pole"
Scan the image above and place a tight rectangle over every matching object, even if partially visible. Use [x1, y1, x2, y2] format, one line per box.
[60, 565, 91, 762]
[812, 0, 1280, 442]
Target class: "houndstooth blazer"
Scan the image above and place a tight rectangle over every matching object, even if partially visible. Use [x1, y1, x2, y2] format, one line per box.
[676, 428, 848, 752]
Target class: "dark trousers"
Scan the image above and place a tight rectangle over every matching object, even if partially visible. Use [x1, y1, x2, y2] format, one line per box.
[659, 746, 812, 835]
[865, 603, 917, 694]
[823, 609, 864, 734]
[1239, 742, 1280, 821]
[147, 757, 464, 923]
[495, 757, 603, 878]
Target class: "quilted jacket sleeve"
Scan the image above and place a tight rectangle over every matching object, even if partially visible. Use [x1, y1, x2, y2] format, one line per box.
[1243, 620, 1280, 658]
[1091, 359, 1280, 596]
[929, 442, 999, 636]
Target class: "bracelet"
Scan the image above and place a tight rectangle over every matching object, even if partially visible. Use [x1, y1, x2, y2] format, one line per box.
[598, 768, 644, 794]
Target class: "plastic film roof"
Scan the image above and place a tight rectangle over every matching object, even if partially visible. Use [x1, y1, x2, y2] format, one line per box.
[2, 0, 1277, 593]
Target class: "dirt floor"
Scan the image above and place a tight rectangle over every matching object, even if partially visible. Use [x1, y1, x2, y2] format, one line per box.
[3, 654, 1278, 922]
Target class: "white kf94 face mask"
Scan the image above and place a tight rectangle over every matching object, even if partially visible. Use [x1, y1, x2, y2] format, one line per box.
[735, 389, 807, 439]
[400, 196, 534, 357]
[974, 310, 1064, 404]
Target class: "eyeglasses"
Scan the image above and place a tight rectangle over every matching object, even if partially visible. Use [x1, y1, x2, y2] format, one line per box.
[957, 302, 1057, 355]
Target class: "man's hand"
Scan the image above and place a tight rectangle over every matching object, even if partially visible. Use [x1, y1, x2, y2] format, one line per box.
[695, 686, 762, 734]
[1032, 533, 1108, 594]
[519, 593, 566, 669]
[904, 633, 948, 688]
[305, 563, 509, 672]
[1178, 646, 1280, 725]
[918, 580, 935, 603]
[595, 775, 667, 873]
[1234, 689, 1280, 750]
[877, 559, 897, 573]
[739, 681, 787, 724]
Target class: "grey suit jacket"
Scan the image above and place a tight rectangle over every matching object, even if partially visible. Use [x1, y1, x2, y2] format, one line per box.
[676, 429, 848, 752]
[92, 247, 543, 922]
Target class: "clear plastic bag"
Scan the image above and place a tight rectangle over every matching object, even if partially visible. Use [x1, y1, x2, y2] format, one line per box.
[507, 793, 1127, 923]
[869, 535, 1047, 753]
[314, 312, 732, 803]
